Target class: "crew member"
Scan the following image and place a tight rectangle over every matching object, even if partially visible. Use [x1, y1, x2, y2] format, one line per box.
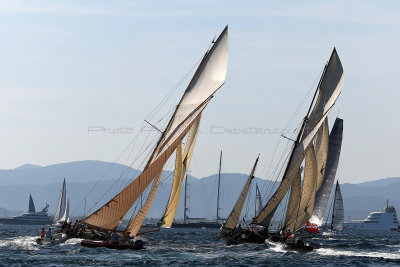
[40, 228, 45, 238]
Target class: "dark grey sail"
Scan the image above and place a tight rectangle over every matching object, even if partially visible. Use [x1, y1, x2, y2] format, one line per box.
[28, 194, 36, 213]
[310, 118, 343, 226]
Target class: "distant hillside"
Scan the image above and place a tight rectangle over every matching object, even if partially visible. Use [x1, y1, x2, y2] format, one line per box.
[0, 160, 399, 222]
[0, 160, 141, 186]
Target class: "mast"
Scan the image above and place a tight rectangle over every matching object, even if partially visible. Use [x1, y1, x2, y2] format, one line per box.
[217, 151, 222, 221]
[84, 197, 86, 217]
[184, 174, 188, 224]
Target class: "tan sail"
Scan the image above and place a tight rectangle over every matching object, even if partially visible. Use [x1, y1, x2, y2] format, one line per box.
[222, 156, 259, 230]
[253, 149, 306, 227]
[315, 118, 329, 191]
[160, 116, 201, 228]
[126, 171, 162, 236]
[83, 109, 204, 230]
[294, 145, 318, 231]
[283, 167, 301, 231]
[160, 144, 184, 228]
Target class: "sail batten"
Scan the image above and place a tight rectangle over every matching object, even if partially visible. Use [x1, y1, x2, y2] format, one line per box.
[223, 156, 259, 230]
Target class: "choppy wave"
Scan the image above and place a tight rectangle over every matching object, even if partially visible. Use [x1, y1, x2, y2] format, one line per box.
[1, 225, 400, 266]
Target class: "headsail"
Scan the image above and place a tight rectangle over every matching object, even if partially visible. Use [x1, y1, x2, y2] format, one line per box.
[294, 145, 318, 231]
[254, 48, 344, 228]
[222, 155, 259, 230]
[331, 181, 344, 231]
[28, 194, 36, 213]
[83, 26, 229, 233]
[160, 116, 201, 228]
[311, 118, 343, 225]
[283, 167, 301, 231]
[54, 178, 67, 223]
[315, 119, 329, 191]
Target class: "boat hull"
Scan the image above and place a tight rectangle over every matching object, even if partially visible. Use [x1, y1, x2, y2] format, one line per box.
[80, 240, 144, 250]
[0, 218, 53, 225]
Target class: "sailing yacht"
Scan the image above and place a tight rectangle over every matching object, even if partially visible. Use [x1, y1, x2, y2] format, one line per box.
[232, 48, 345, 252]
[71, 26, 229, 247]
[0, 194, 53, 225]
[345, 201, 399, 232]
[219, 155, 263, 243]
[53, 178, 70, 226]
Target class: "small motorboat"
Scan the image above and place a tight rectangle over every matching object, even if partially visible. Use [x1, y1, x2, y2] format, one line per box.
[80, 240, 144, 250]
[36, 234, 68, 246]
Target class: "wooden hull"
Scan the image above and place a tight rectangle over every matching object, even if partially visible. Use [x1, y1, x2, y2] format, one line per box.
[80, 240, 144, 250]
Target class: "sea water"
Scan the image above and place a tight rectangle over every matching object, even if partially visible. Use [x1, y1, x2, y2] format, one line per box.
[0, 224, 400, 266]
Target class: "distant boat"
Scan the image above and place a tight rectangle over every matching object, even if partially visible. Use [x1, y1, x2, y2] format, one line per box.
[53, 178, 70, 225]
[345, 200, 399, 231]
[219, 155, 260, 241]
[0, 194, 53, 225]
[323, 181, 344, 231]
[158, 151, 227, 229]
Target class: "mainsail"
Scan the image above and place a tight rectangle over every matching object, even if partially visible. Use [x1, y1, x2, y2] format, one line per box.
[54, 179, 67, 223]
[28, 194, 36, 213]
[253, 48, 344, 229]
[222, 155, 259, 230]
[160, 116, 201, 228]
[83, 26, 229, 235]
[311, 118, 343, 225]
[331, 181, 344, 231]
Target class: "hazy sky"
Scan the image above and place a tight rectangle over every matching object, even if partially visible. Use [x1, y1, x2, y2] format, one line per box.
[0, 1, 399, 184]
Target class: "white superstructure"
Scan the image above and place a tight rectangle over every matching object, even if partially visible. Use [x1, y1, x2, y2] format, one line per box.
[345, 201, 399, 231]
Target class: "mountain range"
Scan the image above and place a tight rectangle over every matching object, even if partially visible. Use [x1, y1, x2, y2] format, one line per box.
[0, 160, 399, 222]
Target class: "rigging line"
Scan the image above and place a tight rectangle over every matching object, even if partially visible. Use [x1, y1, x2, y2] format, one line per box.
[90, 126, 158, 210]
[70, 122, 148, 216]
[74, 56, 200, 216]
[145, 56, 203, 122]
[113, 111, 174, 195]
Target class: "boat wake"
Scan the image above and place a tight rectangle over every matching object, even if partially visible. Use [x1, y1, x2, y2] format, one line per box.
[0, 236, 38, 250]
[316, 248, 400, 260]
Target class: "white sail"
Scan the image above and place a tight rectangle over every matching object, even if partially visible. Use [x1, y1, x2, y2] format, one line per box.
[54, 178, 67, 223]
[255, 184, 263, 217]
[331, 181, 344, 231]
[60, 198, 70, 223]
